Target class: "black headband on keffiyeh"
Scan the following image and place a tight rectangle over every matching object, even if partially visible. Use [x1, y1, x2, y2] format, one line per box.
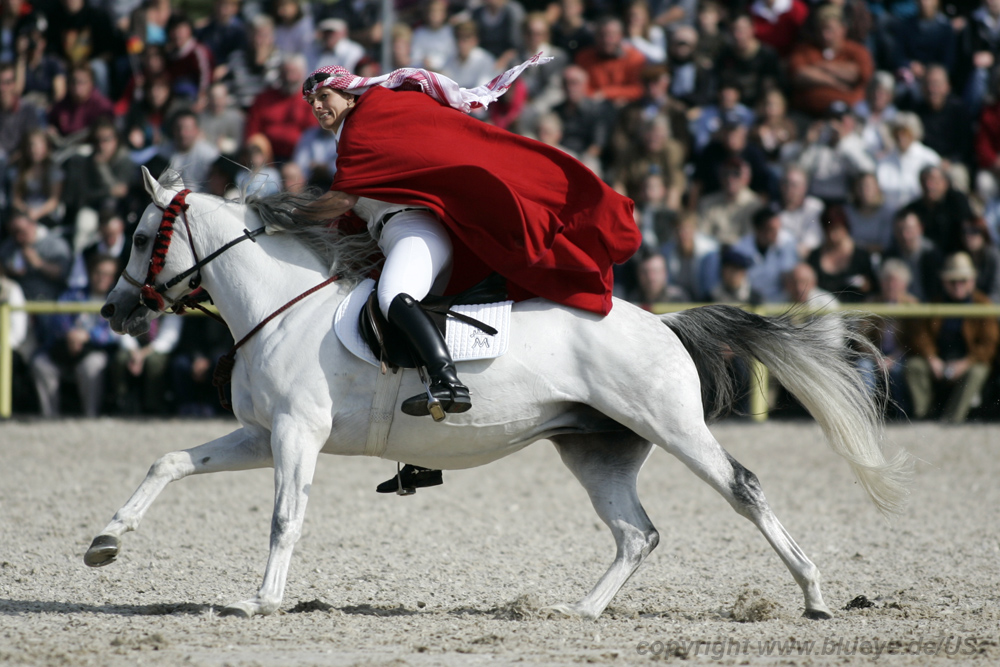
[302, 53, 552, 114]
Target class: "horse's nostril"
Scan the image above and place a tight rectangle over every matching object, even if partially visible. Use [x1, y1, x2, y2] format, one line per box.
[100, 303, 116, 319]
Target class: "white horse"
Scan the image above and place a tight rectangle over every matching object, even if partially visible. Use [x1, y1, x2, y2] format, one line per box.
[87, 168, 909, 620]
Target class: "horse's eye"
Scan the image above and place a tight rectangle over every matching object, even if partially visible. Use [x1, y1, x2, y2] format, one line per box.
[134, 234, 148, 249]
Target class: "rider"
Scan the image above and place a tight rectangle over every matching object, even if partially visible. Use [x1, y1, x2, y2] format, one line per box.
[301, 57, 641, 488]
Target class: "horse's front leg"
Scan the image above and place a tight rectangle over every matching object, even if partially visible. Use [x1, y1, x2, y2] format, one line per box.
[221, 415, 327, 618]
[85, 427, 272, 567]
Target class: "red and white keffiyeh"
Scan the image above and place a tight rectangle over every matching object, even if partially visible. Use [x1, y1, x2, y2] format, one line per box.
[302, 53, 552, 114]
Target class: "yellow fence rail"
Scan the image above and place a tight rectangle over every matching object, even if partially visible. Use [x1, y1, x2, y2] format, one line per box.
[3, 301, 1000, 420]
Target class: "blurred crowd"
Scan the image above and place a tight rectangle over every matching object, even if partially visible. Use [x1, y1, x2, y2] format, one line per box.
[1, 0, 1000, 420]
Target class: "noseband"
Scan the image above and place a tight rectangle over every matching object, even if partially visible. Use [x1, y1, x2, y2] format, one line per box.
[122, 189, 266, 312]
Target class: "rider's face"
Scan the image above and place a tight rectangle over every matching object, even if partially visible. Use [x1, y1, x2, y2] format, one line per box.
[308, 88, 354, 132]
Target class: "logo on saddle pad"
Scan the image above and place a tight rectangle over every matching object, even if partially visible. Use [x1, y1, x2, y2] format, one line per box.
[335, 279, 513, 368]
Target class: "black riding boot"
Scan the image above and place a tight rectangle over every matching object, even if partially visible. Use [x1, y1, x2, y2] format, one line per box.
[387, 293, 472, 418]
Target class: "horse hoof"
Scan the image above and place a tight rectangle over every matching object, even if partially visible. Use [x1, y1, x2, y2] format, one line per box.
[803, 608, 834, 620]
[540, 603, 593, 620]
[219, 604, 253, 619]
[84, 535, 121, 567]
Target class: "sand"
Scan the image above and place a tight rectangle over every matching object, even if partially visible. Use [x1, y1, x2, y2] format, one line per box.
[0, 418, 997, 665]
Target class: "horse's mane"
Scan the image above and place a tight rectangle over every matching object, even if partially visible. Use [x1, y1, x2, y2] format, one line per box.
[245, 189, 382, 286]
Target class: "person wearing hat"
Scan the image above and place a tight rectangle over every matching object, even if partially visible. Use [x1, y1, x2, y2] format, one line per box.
[710, 246, 762, 305]
[903, 251, 1000, 422]
[299, 55, 640, 420]
[307, 18, 365, 74]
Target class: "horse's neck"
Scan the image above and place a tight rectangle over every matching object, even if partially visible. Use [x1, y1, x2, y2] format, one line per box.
[196, 209, 344, 340]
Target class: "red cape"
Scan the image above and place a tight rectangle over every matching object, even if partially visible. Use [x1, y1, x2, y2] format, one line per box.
[330, 86, 640, 316]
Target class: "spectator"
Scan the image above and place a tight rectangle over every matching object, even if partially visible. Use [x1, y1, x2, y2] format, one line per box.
[692, 121, 778, 202]
[903, 251, 1000, 422]
[666, 25, 716, 111]
[198, 81, 245, 154]
[575, 16, 646, 105]
[472, 0, 526, 69]
[549, 0, 594, 58]
[68, 206, 129, 290]
[13, 13, 67, 107]
[196, 0, 248, 82]
[280, 161, 307, 193]
[235, 133, 282, 198]
[10, 128, 64, 230]
[441, 21, 497, 89]
[862, 258, 919, 416]
[411, 0, 457, 71]
[750, 89, 798, 166]
[960, 217, 1000, 302]
[227, 14, 285, 109]
[162, 109, 220, 191]
[899, 165, 974, 255]
[855, 71, 898, 159]
[661, 211, 720, 300]
[697, 157, 765, 245]
[883, 209, 945, 302]
[307, 18, 365, 74]
[778, 164, 825, 258]
[973, 78, 1000, 203]
[122, 73, 176, 163]
[958, 0, 1000, 113]
[799, 99, 880, 211]
[710, 246, 763, 304]
[845, 172, 895, 253]
[535, 113, 579, 159]
[0, 210, 73, 301]
[113, 43, 168, 117]
[624, 0, 667, 64]
[552, 65, 612, 168]
[517, 12, 570, 121]
[46, 63, 114, 138]
[292, 123, 339, 182]
[631, 170, 676, 246]
[45, 0, 122, 95]
[894, 0, 956, 84]
[913, 64, 972, 188]
[611, 114, 686, 206]
[272, 0, 315, 56]
[694, 0, 725, 65]
[784, 261, 840, 305]
[733, 205, 800, 302]
[0, 62, 39, 175]
[165, 13, 214, 110]
[806, 204, 878, 303]
[243, 54, 316, 162]
[875, 111, 941, 211]
[170, 314, 233, 417]
[689, 77, 756, 154]
[787, 5, 873, 117]
[750, 0, 810, 58]
[607, 65, 691, 164]
[110, 314, 182, 415]
[63, 117, 135, 251]
[30, 254, 122, 417]
[624, 246, 690, 304]
[717, 14, 781, 110]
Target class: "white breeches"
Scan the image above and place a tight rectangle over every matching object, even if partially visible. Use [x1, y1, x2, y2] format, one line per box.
[376, 210, 453, 318]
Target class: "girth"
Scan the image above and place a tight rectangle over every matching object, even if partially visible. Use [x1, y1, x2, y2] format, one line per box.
[359, 273, 508, 370]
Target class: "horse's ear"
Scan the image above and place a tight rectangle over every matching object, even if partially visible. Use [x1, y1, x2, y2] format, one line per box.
[141, 165, 175, 209]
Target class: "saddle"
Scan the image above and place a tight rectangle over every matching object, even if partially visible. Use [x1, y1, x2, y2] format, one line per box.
[359, 273, 509, 370]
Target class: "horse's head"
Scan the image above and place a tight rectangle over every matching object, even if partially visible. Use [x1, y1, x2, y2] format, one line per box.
[102, 166, 203, 335]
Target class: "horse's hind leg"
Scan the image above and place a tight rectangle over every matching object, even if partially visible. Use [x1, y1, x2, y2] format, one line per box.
[85, 427, 272, 567]
[543, 432, 659, 620]
[658, 424, 833, 619]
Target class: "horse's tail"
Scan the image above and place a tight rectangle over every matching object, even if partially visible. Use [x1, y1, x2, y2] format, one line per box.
[660, 305, 910, 516]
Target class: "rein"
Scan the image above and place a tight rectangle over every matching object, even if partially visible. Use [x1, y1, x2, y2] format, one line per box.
[213, 275, 339, 412]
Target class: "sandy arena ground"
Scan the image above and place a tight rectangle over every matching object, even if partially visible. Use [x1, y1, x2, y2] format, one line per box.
[0, 418, 997, 666]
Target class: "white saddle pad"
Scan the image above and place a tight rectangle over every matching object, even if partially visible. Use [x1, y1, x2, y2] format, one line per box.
[334, 279, 513, 368]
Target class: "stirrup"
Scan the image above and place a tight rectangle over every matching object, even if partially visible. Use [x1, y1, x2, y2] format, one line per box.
[401, 381, 472, 420]
[376, 464, 443, 494]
